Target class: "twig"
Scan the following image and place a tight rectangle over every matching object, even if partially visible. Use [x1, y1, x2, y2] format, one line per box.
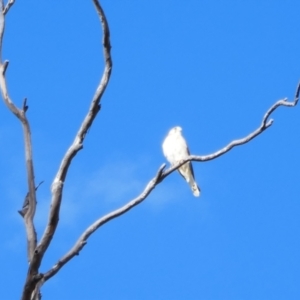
[21, 0, 113, 299]
[3, 0, 15, 15]
[42, 82, 299, 281]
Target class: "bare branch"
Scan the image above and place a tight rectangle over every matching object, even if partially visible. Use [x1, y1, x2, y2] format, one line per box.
[21, 1, 113, 298]
[3, 0, 15, 15]
[37, 0, 112, 258]
[22, 273, 43, 300]
[163, 86, 300, 179]
[43, 164, 166, 281]
[42, 82, 299, 281]
[0, 1, 37, 264]
[0, 1, 41, 299]
[31, 276, 44, 300]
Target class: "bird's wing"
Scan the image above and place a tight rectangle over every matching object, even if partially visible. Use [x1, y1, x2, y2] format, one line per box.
[177, 143, 195, 179]
[186, 146, 195, 178]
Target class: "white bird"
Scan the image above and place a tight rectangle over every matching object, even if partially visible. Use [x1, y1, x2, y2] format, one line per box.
[162, 126, 200, 197]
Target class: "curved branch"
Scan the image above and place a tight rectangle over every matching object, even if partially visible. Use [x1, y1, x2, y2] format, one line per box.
[21, 1, 113, 298]
[163, 84, 300, 178]
[42, 82, 299, 281]
[43, 164, 165, 281]
[0, 1, 37, 263]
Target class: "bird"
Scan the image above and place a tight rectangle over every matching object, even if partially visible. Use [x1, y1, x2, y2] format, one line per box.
[18, 181, 44, 217]
[162, 126, 200, 197]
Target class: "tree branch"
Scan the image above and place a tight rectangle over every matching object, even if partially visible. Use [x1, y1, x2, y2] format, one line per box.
[42, 82, 299, 281]
[3, 0, 15, 15]
[21, 0, 113, 299]
[162, 83, 300, 179]
[0, 1, 37, 264]
[43, 164, 166, 281]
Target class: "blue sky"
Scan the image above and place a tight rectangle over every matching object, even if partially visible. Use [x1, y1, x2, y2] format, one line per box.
[1, 1, 300, 299]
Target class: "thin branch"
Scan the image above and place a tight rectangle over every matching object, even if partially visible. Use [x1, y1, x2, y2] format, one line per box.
[38, 0, 112, 258]
[163, 84, 300, 179]
[3, 0, 15, 15]
[43, 164, 166, 281]
[0, 0, 37, 263]
[21, 1, 113, 299]
[43, 82, 299, 281]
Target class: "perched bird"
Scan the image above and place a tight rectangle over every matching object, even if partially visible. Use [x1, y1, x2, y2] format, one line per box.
[162, 126, 200, 197]
[18, 181, 44, 217]
[18, 192, 30, 217]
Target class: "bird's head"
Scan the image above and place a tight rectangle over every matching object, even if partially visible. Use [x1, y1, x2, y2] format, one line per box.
[169, 126, 182, 134]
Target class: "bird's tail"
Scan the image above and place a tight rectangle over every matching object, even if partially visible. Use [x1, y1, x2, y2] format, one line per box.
[189, 179, 200, 197]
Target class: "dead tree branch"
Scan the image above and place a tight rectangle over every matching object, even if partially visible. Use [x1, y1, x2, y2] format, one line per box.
[3, 0, 15, 15]
[42, 82, 299, 282]
[43, 164, 166, 281]
[162, 82, 300, 178]
[21, 0, 112, 299]
[0, 1, 37, 264]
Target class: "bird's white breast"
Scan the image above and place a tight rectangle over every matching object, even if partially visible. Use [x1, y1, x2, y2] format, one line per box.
[162, 132, 188, 165]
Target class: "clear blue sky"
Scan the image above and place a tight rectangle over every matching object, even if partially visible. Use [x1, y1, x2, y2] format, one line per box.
[1, 1, 300, 299]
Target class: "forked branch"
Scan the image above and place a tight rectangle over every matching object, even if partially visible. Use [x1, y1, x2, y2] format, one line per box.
[43, 81, 299, 282]
[3, 0, 15, 15]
